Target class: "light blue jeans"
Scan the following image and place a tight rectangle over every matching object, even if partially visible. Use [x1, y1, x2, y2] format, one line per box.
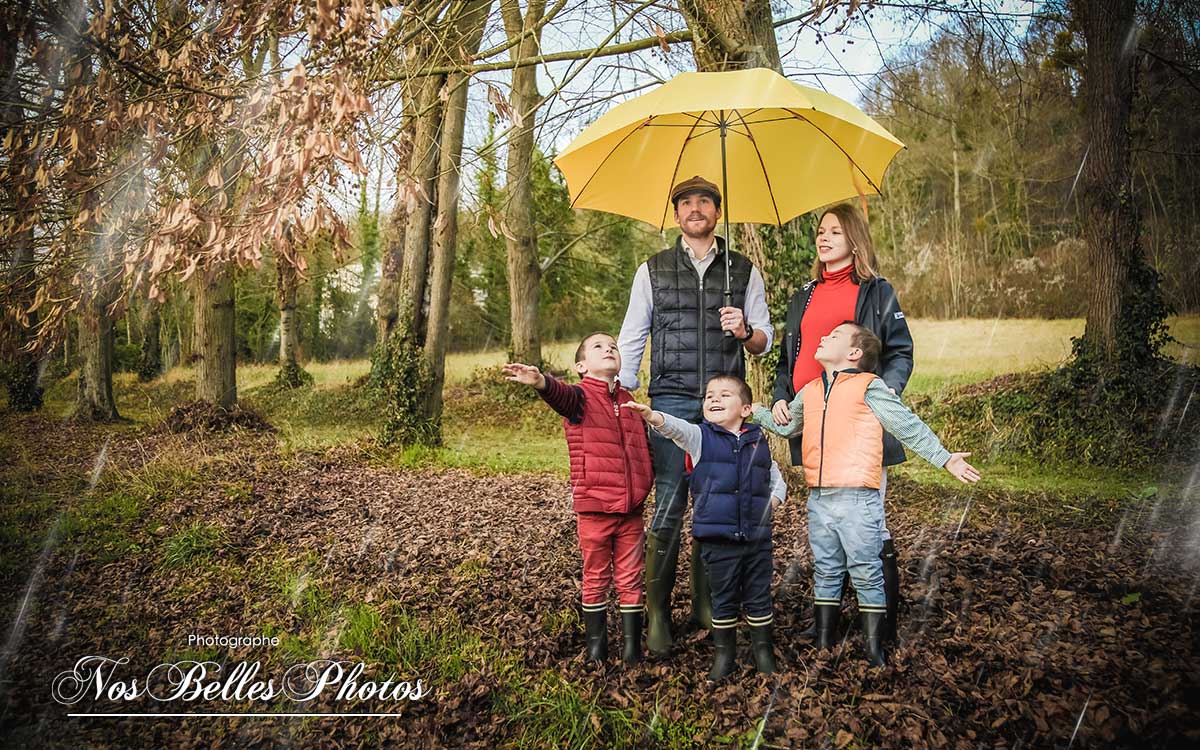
[807, 487, 886, 607]
[647, 394, 702, 537]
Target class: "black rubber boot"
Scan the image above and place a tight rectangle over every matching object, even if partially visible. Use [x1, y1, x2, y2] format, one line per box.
[620, 608, 643, 664]
[880, 539, 900, 645]
[860, 610, 887, 667]
[707, 627, 737, 682]
[644, 533, 678, 656]
[749, 624, 777, 674]
[583, 607, 608, 662]
[689, 543, 713, 631]
[813, 602, 840, 651]
[799, 573, 851, 640]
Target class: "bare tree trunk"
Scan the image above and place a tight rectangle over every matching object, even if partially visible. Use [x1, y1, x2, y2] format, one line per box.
[278, 262, 299, 370]
[75, 210, 123, 421]
[376, 117, 415, 344]
[680, 0, 781, 71]
[137, 297, 162, 382]
[398, 73, 445, 341]
[75, 241, 120, 421]
[424, 0, 492, 424]
[1074, 0, 1140, 365]
[193, 267, 237, 408]
[274, 243, 309, 388]
[187, 37, 266, 408]
[67, 48, 120, 421]
[501, 0, 547, 365]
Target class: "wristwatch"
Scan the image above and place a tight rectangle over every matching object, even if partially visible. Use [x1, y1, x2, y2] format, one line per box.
[739, 322, 755, 343]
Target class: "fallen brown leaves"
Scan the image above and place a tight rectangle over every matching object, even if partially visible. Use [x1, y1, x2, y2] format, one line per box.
[157, 401, 276, 434]
[0, 414, 1196, 748]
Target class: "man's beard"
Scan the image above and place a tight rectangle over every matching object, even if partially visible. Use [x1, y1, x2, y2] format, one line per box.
[681, 216, 715, 238]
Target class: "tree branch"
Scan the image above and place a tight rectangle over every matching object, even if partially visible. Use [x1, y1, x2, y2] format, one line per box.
[374, 29, 694, 81]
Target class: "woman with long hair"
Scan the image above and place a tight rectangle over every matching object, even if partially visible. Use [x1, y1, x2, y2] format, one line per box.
[770, 202, 914, 646]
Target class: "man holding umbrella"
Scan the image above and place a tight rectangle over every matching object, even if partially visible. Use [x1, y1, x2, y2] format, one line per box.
[617, 175, 773, 657]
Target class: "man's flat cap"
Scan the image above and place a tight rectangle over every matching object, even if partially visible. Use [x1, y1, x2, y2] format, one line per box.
[670, 175, 721, 206]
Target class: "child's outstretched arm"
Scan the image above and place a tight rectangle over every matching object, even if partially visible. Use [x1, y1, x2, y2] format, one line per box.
[503, 363, 584, 422]
[621, 402, 703, 459]
[502, 362, 545, 390]
[863, 380, 982, 485]
[750, 392, 804, 439]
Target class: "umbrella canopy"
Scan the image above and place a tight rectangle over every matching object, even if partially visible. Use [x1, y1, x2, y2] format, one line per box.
[553, 68, 905, 229]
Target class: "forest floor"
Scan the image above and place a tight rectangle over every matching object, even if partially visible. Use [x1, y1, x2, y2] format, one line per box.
[1, 317, 1198, 749]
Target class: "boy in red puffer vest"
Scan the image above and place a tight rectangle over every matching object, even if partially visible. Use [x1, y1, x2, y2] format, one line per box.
[503, 332, 654, 664]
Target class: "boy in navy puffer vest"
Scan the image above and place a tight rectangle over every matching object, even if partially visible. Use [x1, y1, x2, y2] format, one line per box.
[504, 332, 654, 665]
[624, 375, 786, 681]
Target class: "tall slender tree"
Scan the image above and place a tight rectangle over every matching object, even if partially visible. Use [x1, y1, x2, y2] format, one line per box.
[1071, 0, 1160, 365]
[424, 0, 494, 427]
[500, 0, 548, 366]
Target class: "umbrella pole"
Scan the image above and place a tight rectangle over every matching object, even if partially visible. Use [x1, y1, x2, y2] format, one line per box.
[720, 112, 733, 338]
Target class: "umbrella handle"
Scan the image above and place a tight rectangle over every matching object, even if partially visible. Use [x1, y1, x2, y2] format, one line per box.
[721, 112, 735, 339]
[723, 290, 734, 338]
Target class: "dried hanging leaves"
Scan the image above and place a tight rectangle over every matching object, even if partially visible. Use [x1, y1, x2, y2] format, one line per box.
[1, 0, 377, 351]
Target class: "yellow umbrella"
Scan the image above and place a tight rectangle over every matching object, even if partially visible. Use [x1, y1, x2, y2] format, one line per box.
[554, 67, 904, 322]
[554, 67, 903, 228]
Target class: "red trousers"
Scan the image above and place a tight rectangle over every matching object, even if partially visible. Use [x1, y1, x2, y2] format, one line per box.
[577, 511, 645, 607]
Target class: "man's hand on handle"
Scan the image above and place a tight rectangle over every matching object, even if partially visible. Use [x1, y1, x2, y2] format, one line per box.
[502, 363, 546, 391]
[718, 306, 747, 339]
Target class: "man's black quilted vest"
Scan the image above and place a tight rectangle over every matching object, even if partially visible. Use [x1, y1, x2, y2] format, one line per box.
[646, 236, 753, 398]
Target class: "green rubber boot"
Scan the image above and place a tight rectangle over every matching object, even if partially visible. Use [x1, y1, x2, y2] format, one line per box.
[689, 542, 713, 631]
[644, 532, 679, 656]
[707, 626, 738, 682]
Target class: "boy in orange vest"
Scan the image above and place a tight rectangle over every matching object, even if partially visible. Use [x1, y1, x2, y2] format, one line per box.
[504, 333, 654, 664]
[752, 322, 980, 666]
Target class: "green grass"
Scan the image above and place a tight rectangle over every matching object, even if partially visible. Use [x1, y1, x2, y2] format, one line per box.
[161, 521, 227, 568]
[420, 424, 568, 475]
[499, 670, 645, 750]
[891, 454, 1153, 499]
[58, 489, 149, 564]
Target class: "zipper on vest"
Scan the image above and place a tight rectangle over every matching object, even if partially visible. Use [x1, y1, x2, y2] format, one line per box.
[817, 372, 839, 488]
[697, 269, 706, 398]
[613, 392, 633, 513]
[734, 431, 745, 541]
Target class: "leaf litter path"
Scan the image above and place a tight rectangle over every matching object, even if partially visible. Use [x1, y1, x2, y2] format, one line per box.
[0, 419, 1196, 749]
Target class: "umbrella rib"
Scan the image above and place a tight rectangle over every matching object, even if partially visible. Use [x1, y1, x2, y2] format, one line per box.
[661, 110, 708, 231]
[731, 109, 783, 226]
[782, 108, 886, 196]
[567, 116, 660, 212]
[737, 115, 801, 126]
[640, 111, 723, 128]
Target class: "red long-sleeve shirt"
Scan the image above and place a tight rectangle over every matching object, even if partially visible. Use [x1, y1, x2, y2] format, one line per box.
[793, 264, 859, 394]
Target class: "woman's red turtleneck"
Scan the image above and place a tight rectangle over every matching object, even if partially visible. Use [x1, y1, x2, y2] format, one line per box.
[792, 263, 859, 394]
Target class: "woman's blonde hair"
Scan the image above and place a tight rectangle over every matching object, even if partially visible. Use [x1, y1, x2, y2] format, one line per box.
[812, 203, 879, 283]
